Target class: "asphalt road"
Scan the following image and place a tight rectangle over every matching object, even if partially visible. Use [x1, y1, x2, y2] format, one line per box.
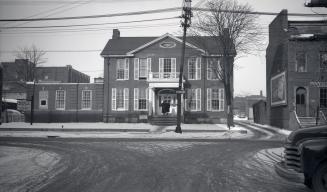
[0, 135, 310, 192]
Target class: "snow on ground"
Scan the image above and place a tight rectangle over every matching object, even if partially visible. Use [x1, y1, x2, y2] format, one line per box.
[0, 146, 62, 192]
[250, 123, 292, 136]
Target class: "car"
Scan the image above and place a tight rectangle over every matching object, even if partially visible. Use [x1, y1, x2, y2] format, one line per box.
[275, 125, 327, 192]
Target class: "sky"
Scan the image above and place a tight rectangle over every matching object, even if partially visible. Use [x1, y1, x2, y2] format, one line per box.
[0, 0, 326, 96]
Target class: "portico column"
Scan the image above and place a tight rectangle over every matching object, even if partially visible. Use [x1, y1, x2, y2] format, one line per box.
[148, 87, 155, 116]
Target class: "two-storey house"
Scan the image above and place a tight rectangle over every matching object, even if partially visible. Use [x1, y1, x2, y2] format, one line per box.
[101, 29, 235, 124]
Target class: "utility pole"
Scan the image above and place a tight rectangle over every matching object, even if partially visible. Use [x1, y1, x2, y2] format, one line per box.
[0, 64, 3, 125]
[175, 0, 192, 133]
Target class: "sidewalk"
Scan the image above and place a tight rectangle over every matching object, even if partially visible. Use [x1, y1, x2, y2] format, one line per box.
[0, 122, 251, 140]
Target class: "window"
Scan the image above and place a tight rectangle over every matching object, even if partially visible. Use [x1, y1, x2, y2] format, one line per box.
[116, 59, 129, 80]
[296, 52, 306, 72]
[134, 88, 148, 111]
[188, 57, 201, 80]
[186, 88, 201, 111]
[159, 58, 176, 79]
[207, 88, 224, 111]
[134, 58, 151, 80]
[112, 88, 129, 111]
[320, 88, 327, 109]
[207, 58, 222, 80]
[39, 91, 48, 109]
[55, 90, 65, 110]
[82, 90, 92, 110]
[321, 52, 327, 72]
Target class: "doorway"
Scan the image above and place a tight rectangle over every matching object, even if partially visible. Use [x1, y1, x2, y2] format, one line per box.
[296, 87, 307, 117]
[157, 89, 177, 116]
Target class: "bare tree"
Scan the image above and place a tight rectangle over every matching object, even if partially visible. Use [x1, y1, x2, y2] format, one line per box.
[191, 0, 262, 128]
[15, 45, 47, 82]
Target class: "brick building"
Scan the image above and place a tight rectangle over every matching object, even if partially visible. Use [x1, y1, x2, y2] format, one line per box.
[36, 65, 90, 83]
[25, 82, 104, 122]
[266, 10, 327, 129]
[101, 29, 235, 124]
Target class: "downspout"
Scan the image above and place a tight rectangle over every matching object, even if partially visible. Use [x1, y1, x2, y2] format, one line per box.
[106, 59, 110, 123]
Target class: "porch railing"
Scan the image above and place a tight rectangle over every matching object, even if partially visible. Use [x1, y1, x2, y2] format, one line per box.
[148, 72, 180, 81]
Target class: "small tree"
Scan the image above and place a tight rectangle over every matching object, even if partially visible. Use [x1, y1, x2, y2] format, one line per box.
[191, 0, 262, 128]
[15, 45, 47, 82]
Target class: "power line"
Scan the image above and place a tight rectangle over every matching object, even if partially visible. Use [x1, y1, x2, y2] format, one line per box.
[1, 16, 179, 29]
[0, 7, 181, 22]
[1, 7, 326, 22]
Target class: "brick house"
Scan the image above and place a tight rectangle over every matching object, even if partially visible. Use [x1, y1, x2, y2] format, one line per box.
[266, 10, 327, 129]
[101, 29, 235, 124]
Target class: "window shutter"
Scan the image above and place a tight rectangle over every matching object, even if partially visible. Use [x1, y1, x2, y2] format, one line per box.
[207, 88, 212, 111]
[196, 57, 201, 80]
[219, 88, 224, 111]
[207, 60, 211, 80]
[196, 88, 201, 111]
[171, 58, 176, 78]
[146, 88, 149, 110]
[217, 59, 222, 80]
[147, 58, 151, 79]
[112, 88, 116, 110]
[124, 58, 129, 80]
[134, 58, 139, 80]
[159, 58, 164, 78]
[124, 88, 129, 111]
[134, 88, 139, 111]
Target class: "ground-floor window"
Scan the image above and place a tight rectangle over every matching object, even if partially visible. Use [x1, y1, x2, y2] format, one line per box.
[320, 88, 327, 108]
[134, 88, 148, 111]
[207, 88, 224, 111]
[55, 90, 65, 110]
[82, 90, 92, 110]
[186, 88, 201, 111]
[112, 88, 129, 111]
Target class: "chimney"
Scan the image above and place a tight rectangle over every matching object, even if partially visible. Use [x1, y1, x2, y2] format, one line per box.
[112, 29, 120, 39]
[260, 90, 263, 97]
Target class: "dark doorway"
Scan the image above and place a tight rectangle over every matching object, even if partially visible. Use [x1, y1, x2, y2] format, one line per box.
[296, 87, 307, 117]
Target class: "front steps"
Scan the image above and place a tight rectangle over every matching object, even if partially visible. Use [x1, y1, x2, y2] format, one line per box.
[150, 116, 177, 126]
[298, 117, 325, 128]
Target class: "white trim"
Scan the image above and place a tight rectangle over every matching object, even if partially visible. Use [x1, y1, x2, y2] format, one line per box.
[101, 54, 134, 58]
[112, 88, 116, 110]
[134, 88, 139, 111]
[126, 33, 205, 55]
[134, 58, 139, 80]
[81, 90, 92, 110]
[55, 90, 65, 110]
[39, 90, 48, 110]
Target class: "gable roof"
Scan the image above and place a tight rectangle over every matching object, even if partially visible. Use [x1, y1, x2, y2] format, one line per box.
[100, 33, 236, 57]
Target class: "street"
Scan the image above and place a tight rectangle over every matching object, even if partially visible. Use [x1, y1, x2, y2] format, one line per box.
[0, 126, 310, 192]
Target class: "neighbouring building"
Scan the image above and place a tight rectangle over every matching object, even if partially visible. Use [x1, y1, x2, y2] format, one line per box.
[25, 82, 104, 122]
[101, 29, 235, 124]
[266, 10, 327, 129]
[37, 65, 90, 83]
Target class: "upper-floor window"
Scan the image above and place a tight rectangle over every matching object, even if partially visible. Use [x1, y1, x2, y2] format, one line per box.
[296, 52, 306, 72]
[55, 90, 65, 110]
[116, 58, 129, 80]
[39, 90, 48, 109]
[207, 58, 222, 80]
[188, 57, 201, 80]
[112, 88, 129, 111]
[134, 58, 151, 80]
[159, 58, 176, 79]
[81, 90, 92, 110]
[320, 88, 327, 109]
[321, 52, 327, 72]
[207, 88, 224, 111]
[185, 88, 201, 111]
[134, 88, 148, 111]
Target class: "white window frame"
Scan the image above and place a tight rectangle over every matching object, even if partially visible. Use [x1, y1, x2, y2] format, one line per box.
[39, 90, 48, 109]
[188, 57, 201, 80]
[207, 58, 221, 80]
[112, 88, 129, 111]
[295, 51, 307, 72]
[116, 58, 129, 80]
[134, 88, 149, 111]
[186, 88, 201, 111]
[207, 88, 224, 111]
[159, 58, 176, 78]
[81, 90, 92, 110]
[55, 90, 65, 110]
[134, 58, 151, 80]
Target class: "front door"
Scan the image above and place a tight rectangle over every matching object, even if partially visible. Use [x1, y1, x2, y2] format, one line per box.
[157, 89, 177, 116]
[296, 87, 307, 117]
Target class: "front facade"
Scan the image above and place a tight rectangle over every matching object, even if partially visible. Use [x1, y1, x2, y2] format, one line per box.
[101, 29, 235, 123]
[266, 10, 327, 129]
